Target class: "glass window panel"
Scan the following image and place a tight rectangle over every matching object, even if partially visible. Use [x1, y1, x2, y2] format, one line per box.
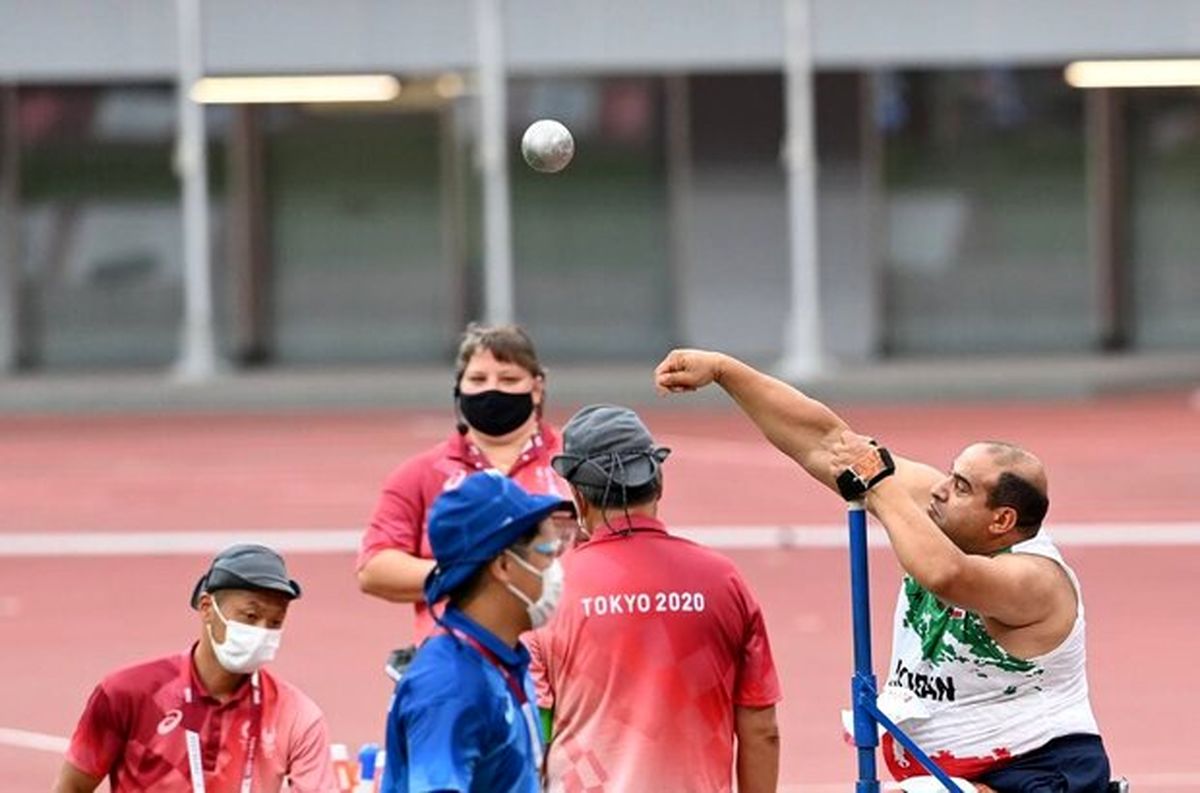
[18, 85, 200, 369]
[1127, 89, 1200, 349]
[508, 77, 673, 358]
[267, 107, 455, 363]
[880, 68, 1091, 354]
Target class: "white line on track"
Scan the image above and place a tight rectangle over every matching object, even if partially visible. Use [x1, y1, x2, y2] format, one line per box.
[1, 523, 1200, 557]
[0, 727, 69, 754]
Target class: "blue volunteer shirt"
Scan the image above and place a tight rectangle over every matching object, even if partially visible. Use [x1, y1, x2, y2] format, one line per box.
[382, 608, 543, 793]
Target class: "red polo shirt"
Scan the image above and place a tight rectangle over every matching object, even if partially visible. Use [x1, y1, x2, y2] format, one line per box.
[528, 515, 781, 793]
[358, 423, 570, 640]
[66, 647, 336, 793]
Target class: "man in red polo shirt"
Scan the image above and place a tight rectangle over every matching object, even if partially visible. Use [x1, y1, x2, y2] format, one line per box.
[528, 404, 782, 793]
[54, 544, 336, 793]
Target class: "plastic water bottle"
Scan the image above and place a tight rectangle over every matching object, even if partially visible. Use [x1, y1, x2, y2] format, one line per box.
[373, 750, 387, 792]
[330, 743, 355, 792]
[355, 743, 380, 792]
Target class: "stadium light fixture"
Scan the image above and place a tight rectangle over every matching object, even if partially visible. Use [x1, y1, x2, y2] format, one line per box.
[1064, 59, 1200, 88]
[191, 75, 401, 104]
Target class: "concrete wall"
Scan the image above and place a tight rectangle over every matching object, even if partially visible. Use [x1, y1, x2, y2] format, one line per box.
[3, 1, 1200, 81]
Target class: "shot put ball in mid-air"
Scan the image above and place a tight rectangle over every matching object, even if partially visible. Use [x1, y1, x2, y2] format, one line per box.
[521, 119, 575, 173]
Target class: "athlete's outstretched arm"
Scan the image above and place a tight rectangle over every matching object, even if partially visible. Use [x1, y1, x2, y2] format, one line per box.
[654, 349, 940, 498]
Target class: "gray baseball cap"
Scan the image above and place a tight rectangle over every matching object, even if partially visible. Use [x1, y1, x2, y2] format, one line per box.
[551, 404, 670, 489]
[190, 543, 302, 608]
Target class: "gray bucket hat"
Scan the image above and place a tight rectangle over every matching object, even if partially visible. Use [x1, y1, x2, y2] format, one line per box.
[551, 404, 670, 489]
[190, 543, 302, 608]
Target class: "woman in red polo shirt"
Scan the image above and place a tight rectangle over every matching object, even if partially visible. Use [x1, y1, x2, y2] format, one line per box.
[356, 324, 572, 652]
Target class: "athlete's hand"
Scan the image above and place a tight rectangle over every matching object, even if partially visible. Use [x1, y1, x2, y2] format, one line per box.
[654, 349, 726, 394]
[828, 429, 877, 473]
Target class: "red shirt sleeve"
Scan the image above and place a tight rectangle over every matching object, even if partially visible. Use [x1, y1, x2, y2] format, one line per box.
[357, 457, 431, 570]
[65, 683, 127, 779]
[733, 577, 783, 708]
[284, 702, 338, 793]
[525, 629, 555, 711]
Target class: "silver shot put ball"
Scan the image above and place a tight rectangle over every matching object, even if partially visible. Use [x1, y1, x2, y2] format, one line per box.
[521, 119, 575, 173]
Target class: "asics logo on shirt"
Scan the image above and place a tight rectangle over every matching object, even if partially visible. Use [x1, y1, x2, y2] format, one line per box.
[157, 709, 183, 735]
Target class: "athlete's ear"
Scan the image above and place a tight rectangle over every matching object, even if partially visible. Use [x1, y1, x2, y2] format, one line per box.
[989, 506, 1018, 535]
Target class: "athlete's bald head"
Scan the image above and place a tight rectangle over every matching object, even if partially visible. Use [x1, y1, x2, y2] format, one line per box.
[974, 442, 1049, 535]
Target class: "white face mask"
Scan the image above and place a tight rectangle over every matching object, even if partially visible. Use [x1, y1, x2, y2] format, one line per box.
[206, 597, 283, 674]
[505, 553, 565, 629]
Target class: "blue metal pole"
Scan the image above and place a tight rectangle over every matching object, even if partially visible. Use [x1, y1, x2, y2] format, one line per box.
[848, 500, 880, 792]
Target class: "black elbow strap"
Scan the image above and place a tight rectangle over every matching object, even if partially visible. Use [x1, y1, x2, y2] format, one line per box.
[836, 443, 896, 500]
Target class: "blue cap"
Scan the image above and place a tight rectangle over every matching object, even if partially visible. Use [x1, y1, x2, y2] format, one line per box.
[424, 470, 568, 605]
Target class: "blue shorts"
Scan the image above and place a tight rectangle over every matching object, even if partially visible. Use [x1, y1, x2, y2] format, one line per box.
[976, 733, 1111, 793]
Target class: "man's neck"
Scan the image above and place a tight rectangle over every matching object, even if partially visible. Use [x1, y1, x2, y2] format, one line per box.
[584, 503, 657, 534]
[192, 640, 248, 703]
[458, 597, 524, 649]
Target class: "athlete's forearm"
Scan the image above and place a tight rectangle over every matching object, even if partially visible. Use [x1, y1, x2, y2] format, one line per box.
[715, 355, 848, 490]
[865, 478, 965, 594]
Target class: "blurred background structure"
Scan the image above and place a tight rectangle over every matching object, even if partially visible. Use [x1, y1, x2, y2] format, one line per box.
[3, 4, 1200, 790]
[1, 0, 1199, 385]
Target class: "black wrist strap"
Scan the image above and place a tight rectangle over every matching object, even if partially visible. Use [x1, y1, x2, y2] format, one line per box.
[836, 443, 896, 501]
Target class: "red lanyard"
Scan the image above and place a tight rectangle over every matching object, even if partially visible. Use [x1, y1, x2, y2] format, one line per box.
[447, 628, 528, 704]
[182, 670, 262, 793]
[447, 628, 543, 767]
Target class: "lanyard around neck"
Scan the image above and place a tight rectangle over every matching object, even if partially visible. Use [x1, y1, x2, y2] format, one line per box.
[447, 628, 544, 768]
[183, 671, 262, 793]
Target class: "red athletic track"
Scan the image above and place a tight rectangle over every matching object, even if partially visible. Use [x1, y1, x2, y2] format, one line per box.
[2, 393, 1198, 790]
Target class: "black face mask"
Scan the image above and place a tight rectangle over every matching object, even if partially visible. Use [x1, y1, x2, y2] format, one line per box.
[457, 389, 535, 437]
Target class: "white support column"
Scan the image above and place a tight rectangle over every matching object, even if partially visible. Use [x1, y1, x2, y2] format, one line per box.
[475, 0, 514, 326]
[777, 0, 824, 379]
[664, 74, 693, 347]
[0, 84, 19, 373]
[174, 0, 218, 381]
